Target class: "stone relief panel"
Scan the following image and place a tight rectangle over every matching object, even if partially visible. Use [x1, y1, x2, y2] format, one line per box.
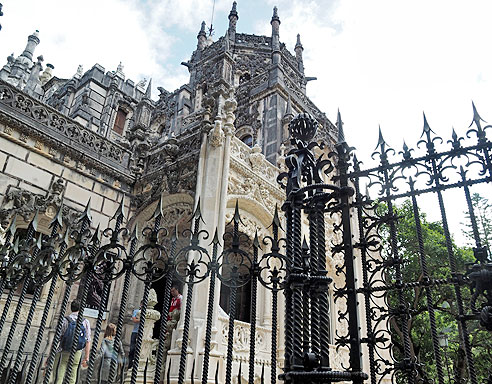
[0, 178, 79, 229]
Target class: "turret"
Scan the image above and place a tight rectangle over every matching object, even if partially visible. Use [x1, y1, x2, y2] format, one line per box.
[20, 30, 40, 61]
[39, 63, 54, 85]
[271, 7, 281, 65]
[295, 34, 304, 74]
[8, 31, 40, 87]
[197, 21, 207, 50]
[228, 2, 238, 41]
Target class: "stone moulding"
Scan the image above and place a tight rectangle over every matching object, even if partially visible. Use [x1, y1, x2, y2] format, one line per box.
[0, 80, 134, 183]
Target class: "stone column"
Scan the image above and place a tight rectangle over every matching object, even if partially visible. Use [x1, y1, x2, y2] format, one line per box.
[168, 89, 237, 384]
[124, 289, 160, 384]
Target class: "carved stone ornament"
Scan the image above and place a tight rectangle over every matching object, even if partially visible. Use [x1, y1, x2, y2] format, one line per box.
[0, 178, 79, 228]
[209, 118, 225, 147]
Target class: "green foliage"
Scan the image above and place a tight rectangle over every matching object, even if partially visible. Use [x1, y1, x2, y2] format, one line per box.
[377, 199, 490, 383]
[462, 193, 492, 255]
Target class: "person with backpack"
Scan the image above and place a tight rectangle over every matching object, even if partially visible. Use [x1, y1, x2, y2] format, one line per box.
[50, 300, 92, 384]
[91, 323, 125, 384]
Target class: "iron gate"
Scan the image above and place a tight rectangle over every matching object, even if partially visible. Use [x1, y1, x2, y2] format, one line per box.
[0, 110, 490, 384]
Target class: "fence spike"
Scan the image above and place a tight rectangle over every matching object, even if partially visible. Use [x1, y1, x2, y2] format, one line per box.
[260, 363, 264, 384]
[112, 195, 126, 222]
[237, 361, 242, 384]
[210, 228, 220, 246]
[49, 204, 64, 230]
[421, 111, 437, 140]
[35, 232, 42, 250]
[374, 125, 387, 152]
[90, 224, 101, 245]
[78, 198, 93, 223]
[253, 230, 260, 249]
[7, 214, 17, 239]
[233, 200, 242, 224]
[272, 204, 282, 230]
[29, 210, 39, 234]
[153, 194, 164, 219]
[190, 197, 205, 226]
[131, 221, 140, 242]
[470, 100, 486, 127]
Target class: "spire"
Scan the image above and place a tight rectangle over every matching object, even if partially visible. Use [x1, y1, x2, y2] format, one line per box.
[271, 7, 281, 64]
[145, 78, 152, 99]
[336, 109, 345, 144]
[197, 21, 207, 50]
[295, 34, 304, 74]
[228, 1, 238, 40]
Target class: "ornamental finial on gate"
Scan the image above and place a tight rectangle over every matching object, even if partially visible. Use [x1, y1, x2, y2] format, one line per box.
[289, 112, 318, 145]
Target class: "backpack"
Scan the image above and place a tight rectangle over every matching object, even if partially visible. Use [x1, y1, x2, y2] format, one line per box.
[61, 316, 87, 351]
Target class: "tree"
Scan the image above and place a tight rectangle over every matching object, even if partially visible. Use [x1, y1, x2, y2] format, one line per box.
[376, 200, 490, 383]
[462, 193, 492, 257]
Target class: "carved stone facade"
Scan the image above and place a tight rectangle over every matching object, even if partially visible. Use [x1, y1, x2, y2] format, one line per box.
[0, 3, 348, 383]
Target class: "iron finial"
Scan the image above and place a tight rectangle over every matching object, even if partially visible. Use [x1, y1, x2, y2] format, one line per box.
[112, 196, 126, 222]
[289, 113, 318, 144]
[35, 232, 43, 250]
[422, 112, 433, 138]
[153, 194, 163, 219]
[7, 215, 17, 238]
[29, 210, 39, 233]
[301, 236, 309, 252]
[470, 101, 486, 127]
[130, 222, 139, 242]
[272, 204, 282, 229]
[90, 224, 101, 244]
[253, 230, 261, 249]
[49, 204, 63, 230]
[232, 200, 244, 225]
[375, 125, 387, 151]
[211, 228, 220, 246]
[191, 197, 205, 224]
[79, 198, 93, 223]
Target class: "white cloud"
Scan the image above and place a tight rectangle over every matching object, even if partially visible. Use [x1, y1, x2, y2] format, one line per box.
[1, 0, 490, 242]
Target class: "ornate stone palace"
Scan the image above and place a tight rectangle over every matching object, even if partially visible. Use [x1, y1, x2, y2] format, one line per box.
[0, 3, 352, 382]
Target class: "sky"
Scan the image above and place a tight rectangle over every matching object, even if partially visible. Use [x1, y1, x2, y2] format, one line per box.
[0, 0, 491, 244]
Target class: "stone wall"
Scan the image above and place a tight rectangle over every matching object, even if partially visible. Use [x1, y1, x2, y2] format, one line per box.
[0, 115, 133, 357]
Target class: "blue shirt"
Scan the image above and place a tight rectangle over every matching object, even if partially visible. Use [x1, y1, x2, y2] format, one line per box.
[132, 309, 140, 333]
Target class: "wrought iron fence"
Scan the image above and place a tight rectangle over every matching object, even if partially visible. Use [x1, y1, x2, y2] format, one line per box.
[342, 104, 492, 384]
[0, 109, 490, 384]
